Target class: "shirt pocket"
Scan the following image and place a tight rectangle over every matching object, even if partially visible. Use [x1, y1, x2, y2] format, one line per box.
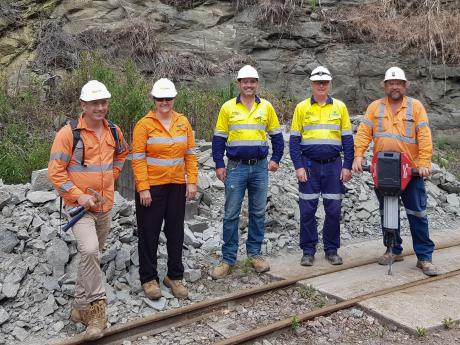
[328, 110, 341, 125]
[403, 118, 415, 138]
[253, 110, 268, 125]
[302, 111, 321, 126]
[229, 111, 246, 124]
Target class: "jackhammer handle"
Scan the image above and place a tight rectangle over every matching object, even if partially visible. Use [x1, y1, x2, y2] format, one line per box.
[62, 209, 87, 232]
[361, 165, 420, 176]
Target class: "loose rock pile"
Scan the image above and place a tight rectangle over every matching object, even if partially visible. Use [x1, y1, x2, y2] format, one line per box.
[0, 129, 459, 343]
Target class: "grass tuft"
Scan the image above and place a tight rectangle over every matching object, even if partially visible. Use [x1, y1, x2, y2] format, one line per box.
[298, 286, 327, 308]
[326, 0, 460, 64]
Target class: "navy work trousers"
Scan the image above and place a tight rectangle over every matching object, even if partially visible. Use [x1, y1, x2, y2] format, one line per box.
[298, 157, 344, 256]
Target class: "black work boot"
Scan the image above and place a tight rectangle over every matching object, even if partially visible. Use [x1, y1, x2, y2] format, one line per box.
[325, 252, 343, 265]
[300, 254, 315, 266]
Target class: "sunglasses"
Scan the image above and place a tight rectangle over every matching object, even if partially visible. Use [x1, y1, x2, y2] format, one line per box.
[154, 97, 174, 102]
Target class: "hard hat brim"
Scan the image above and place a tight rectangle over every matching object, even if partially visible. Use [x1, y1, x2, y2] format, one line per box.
[383, 77, 407, 82]
[150, 90, 178, 98]
[310, 75, 332, 81]
[80, 91, 112, 102]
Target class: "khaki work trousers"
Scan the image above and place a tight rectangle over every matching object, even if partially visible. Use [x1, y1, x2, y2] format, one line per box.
[71, 211, 111, 309]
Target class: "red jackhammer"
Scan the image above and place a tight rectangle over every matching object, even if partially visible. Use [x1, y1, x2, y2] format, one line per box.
[363, 151, 419, 275]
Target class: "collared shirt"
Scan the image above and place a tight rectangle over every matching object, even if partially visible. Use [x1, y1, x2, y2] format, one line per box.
[289, 97, 354, 170]
[212, 95, 284, 168]
[131, 111, 198, 191]
[355, 96, 432, 168]
[310, 96, 333, 105]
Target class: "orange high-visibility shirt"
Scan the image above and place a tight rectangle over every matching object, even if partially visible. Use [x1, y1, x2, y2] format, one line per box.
[131, 111, 198, 191]
[355, 96, 432, 168]
[48, 115, 129, 212]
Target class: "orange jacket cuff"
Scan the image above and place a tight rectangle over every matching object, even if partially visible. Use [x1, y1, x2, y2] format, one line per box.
[137, 182, 150, 192]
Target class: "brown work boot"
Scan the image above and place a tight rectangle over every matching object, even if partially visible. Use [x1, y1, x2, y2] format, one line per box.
[85, 299, 107, 341]
[416, 260, 439, 276]
[70, 307, 89, 326]
[142, 280, 162, 300]
[250, 256, 270, 273]
[378, 251, 404, 265]
[210, 262, 232, 280]
[163, 276, 188, 298]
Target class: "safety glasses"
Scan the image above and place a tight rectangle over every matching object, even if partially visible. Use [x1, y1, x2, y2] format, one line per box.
[154, 97, 174, 102]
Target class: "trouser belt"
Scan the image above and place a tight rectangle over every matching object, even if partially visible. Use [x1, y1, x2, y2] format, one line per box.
[308, 155, 340, 164]
[230, 158, 265, 165]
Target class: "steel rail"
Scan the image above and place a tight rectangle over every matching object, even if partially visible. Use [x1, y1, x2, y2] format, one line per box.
[51, 241, 460, 345]
[215, 269, 460, 345]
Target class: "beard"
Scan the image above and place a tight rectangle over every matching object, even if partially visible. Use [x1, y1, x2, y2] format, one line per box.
[387, 90, 403, 101]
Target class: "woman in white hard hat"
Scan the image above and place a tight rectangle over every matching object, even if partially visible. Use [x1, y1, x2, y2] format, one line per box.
[131, 78, 198, 299]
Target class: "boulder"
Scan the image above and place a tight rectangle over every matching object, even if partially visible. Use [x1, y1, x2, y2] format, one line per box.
[27, 191, 57, 204]
[30, 169, 53, 191]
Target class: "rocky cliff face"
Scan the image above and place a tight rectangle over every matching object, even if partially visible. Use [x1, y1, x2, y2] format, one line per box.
[1, 0, 459, 142]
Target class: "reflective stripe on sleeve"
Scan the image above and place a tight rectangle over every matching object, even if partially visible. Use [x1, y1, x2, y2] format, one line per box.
[268, 128, 282, 135]
[185, 148, 197, 155]
[50, 152, 70, 162]
[341, 129, 353, 136]
[132, 153, 146, 160]
[416, 121, 429, 130]
[59, 181, 74, 192]
[214, 130, 228, 138]
[146, 157, 184, 166]
[290, 130, 301, 136]
[226, 140, 268, 147]
[374, 132, 417, 144]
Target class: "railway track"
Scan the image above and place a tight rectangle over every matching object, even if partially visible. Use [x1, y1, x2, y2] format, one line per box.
[51, 242, 460, 345]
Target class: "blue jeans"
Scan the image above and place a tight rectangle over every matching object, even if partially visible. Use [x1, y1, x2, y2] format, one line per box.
[375, 176, 434, 261]
[222, 159, 268, 265]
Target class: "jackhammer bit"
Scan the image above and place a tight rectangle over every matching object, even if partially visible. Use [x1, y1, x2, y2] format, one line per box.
[383, 228, 396, 275]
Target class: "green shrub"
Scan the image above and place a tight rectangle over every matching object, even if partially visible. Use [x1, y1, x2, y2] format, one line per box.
[0, 124, 51, 184]
[174, 82, 236, 141]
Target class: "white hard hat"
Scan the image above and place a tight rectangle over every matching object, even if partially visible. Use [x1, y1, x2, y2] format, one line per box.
[151, 78, 177, 98]
[237, 65, 259, 80]
[384, 67, 407, 81]
[80, 80, 111, 101]
[310, 66, 332, 81]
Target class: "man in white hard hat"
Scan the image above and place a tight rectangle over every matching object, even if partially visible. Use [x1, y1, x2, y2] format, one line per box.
[48, 80, 128, 339]
[210, 65, 284, 279]
[352, 67, 438, 276]
[289, 66, 354, 266]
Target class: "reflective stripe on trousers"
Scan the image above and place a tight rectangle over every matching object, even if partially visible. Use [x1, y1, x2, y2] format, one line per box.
[298, 157, 344, 255]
